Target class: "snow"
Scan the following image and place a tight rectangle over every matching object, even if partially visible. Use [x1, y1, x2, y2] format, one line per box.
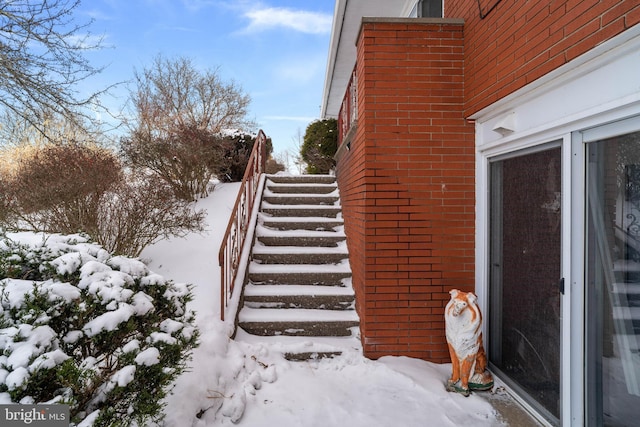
[0, 180, 514, 425]
[82, 304, 136, 337]
[63, 331, 83, 344]
[259, 215, 343, 223]
[44, 280, 82, 303]
[131, 291, 154, 315]
[160, 318, 185, 334]
[107, 256, 149, 277]
[248, 260, 351, 274]
[139, 181, 511, 426]
[148, 332, 177, 345]
[30, 349, 70, 372]
[135, 347, 160, 366]
[110, 365, 136, 388]
[251, 241, 349, 254]
[5, 367, 29, 390]
[262, 187, 340, 198]
[51, 251, 94, 275]
[122, 339, 140, 354]
[256, 223, 345, 237]
[77, 410, 100, 427]
[5, 325, 58, 369]
[243, 283, 354, 297]
[238, 307, 359, 322]
[260, 201, 342, 210]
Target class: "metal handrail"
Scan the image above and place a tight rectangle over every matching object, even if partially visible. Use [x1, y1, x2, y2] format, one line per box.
[219, 129, 267, 321]
[338, 69, 357, 144]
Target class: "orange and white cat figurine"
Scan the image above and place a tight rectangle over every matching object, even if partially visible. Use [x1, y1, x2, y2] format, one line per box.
[444, 289, 494, 396]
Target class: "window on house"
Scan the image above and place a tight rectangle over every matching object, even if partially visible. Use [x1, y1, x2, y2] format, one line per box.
[410, 0, 443, 18]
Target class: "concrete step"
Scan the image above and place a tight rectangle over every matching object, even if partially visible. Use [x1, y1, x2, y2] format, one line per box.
[260, 216, 344, 231]
[252, 245, 349, 264]
[234, 174, 360, 361]
[256, 235, 345, 247]
[243, 284, 355, 310]
[262, 194, 340, 205]
[266, 174, 336, 185]
[261, 203, 342, 218]
[248, 262, 352, 286]
[255, 225, 345, 247]
[234, 329, 362, 361]
[243, 297, 354, 311]
[266, 183, 337, 194]
[238, 308, 359, 337]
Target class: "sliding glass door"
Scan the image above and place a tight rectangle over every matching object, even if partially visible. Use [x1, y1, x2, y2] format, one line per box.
[489, 144, 562, 425]
[585, 129, 640, 426]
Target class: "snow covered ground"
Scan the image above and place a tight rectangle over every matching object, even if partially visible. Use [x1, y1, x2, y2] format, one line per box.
[138, 180, 524, 427]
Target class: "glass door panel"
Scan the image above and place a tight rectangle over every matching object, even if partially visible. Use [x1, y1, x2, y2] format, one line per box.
[586, 131, 640, 426]
[489, 145, 562, 424]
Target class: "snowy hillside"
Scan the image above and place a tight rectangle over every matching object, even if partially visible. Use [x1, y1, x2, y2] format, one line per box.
[1, 181, 510, 426]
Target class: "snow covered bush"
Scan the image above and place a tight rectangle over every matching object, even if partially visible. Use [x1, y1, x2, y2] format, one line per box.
[0, 233, 199, 426]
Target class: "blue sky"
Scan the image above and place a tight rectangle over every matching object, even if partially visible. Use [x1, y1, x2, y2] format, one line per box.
[75, 0, 335, 157]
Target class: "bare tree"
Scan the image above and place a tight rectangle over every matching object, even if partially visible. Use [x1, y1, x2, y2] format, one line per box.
[288, 128, 307, 174]
[96, 171, 206, 257]
[122, 124, 225, 200]
[1, 142, 122, 236]
[129, 55, 254, 137]
[123, 55, 255, 199]
[0, 109, 112, 186]
[0, 0, 106, 136]
[1, 142, 206, 257]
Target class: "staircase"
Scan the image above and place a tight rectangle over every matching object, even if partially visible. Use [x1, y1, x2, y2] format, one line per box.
[235, 174, 361, 359]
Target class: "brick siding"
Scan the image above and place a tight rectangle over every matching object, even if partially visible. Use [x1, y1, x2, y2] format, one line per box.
[446, 0, 640, 115]
[337, 20, 474, 361]
[335, 1, 640, 361]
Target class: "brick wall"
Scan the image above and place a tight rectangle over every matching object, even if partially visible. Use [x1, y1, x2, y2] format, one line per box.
[334, 1, 639, 362]
[336, 20, 475, 361]
[446, 0, 640, 115]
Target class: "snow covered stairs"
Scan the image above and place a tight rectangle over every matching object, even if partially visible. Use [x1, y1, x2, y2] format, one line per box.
[236, 174, 361, 360]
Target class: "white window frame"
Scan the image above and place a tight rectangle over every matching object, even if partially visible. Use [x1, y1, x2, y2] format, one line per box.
[573, 114, 640, 426]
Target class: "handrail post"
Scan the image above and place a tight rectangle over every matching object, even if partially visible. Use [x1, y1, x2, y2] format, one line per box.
[218, 130, 267, 321]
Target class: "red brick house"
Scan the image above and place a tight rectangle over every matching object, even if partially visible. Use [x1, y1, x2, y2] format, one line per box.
[321, 1, 640, 425]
